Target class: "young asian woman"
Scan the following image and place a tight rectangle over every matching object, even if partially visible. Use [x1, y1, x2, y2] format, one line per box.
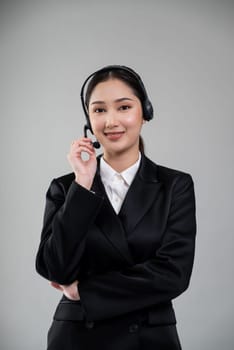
[35, 65, 196, 350]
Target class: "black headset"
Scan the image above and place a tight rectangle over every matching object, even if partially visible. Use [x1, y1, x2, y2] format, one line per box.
[80, 65, 154, 148]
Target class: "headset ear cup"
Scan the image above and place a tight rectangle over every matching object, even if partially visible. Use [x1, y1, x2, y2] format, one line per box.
[143, 99, 154, 121]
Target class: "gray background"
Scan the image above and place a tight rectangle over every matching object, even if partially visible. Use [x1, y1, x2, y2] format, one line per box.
[1, 0, 233, 349]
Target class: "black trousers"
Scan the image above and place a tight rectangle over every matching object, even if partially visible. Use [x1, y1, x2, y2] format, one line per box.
[47, 309, 182, 350]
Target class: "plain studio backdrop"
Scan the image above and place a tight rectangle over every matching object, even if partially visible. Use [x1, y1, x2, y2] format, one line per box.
[1, 0, 233, 349]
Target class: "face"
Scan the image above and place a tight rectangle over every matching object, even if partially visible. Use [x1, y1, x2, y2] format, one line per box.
[88, 78, 145, 157]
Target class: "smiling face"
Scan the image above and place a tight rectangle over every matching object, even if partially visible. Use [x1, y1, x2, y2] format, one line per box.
[88, 78, 145, 160]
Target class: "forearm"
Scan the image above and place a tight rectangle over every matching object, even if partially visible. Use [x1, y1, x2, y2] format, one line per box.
[36, 180, 103, 284]
[79, 243, 195, 321]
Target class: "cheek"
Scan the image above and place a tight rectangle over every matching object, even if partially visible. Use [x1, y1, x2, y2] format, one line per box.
[91, 121, 107, 140]
[89, 118, 102, 132]
[125, 106, 143, 123]
[123, 114, 144, 129]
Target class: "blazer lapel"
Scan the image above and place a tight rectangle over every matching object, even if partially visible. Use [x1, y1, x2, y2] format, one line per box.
[90, 155, 162, 265]
[91, 168, 134, 266]
[118, 155, 162, 234]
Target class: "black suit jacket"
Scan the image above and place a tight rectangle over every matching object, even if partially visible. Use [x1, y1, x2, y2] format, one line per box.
[36, 154, 196, 325]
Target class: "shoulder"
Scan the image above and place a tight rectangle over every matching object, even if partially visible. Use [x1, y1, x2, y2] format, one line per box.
[142, 155, 194, 187]
[55, 172, 75, 188]
[46, 173, 75, 198]
[157, 163, 193, 183]
[142, 157, 196, 206]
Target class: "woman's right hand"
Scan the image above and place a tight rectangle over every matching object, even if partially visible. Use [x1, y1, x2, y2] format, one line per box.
[67, 137, 97, 190]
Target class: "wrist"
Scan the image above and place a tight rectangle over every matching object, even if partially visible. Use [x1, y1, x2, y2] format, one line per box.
[75, 174, 93, 190]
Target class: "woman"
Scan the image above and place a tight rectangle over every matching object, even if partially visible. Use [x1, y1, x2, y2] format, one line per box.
[36, 65, 196, 350]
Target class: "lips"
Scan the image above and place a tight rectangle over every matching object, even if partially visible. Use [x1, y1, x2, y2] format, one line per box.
[104, 131, 125, 140]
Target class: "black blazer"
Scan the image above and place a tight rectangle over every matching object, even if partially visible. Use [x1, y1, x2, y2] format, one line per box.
[36, 154, 196, 325]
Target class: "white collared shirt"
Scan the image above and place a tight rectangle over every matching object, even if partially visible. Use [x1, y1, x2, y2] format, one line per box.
[100, 153, 141, 214]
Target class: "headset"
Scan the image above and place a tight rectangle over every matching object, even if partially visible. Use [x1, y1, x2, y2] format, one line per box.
[80, 65, 154, 148]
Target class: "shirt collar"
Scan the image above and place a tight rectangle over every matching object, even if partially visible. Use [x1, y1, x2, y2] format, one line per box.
[100, 153, 141, 186]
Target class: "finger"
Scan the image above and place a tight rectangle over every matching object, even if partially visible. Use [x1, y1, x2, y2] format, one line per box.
[71, 280, 79, 286]
[79, 141, 95, 150]
[49, 281, 64, 292]
[71, 138, 93, 147]
[73, 145, 95, 156]
[71, 142, 94, 154]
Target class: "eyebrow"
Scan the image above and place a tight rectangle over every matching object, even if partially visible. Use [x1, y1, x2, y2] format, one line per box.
[90, 97, 134, 105]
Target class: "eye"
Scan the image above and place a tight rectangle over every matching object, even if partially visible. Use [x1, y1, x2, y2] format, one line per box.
[93, 107, 106, 113]
[119, 105, 131, 111]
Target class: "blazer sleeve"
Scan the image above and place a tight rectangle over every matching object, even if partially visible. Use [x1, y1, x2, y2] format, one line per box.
[78, 173, 196, 321]
[35, 179, 104, 284]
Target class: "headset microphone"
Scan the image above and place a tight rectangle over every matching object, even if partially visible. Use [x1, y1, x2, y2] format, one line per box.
[92, 140, 101, 149]
[84, 125, 101, 149]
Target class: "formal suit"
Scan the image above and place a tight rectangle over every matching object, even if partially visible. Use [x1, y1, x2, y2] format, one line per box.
[36, 154, 196, 350]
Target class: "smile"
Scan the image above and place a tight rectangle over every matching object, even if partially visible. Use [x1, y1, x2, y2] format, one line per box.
[104, 131, 125, 140]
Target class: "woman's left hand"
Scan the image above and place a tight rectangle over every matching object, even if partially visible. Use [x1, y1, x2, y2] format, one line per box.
[50, 280, 80, 301]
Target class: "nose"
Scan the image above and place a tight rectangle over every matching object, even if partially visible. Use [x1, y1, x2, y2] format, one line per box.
[105, 110, 119, 129]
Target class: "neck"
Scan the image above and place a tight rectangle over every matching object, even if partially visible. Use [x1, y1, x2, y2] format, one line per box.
[103, 149, 140, 173]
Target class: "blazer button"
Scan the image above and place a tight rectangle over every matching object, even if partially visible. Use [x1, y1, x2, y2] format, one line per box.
[129, 323, 139, 333]
[85, 321, 94, 329]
